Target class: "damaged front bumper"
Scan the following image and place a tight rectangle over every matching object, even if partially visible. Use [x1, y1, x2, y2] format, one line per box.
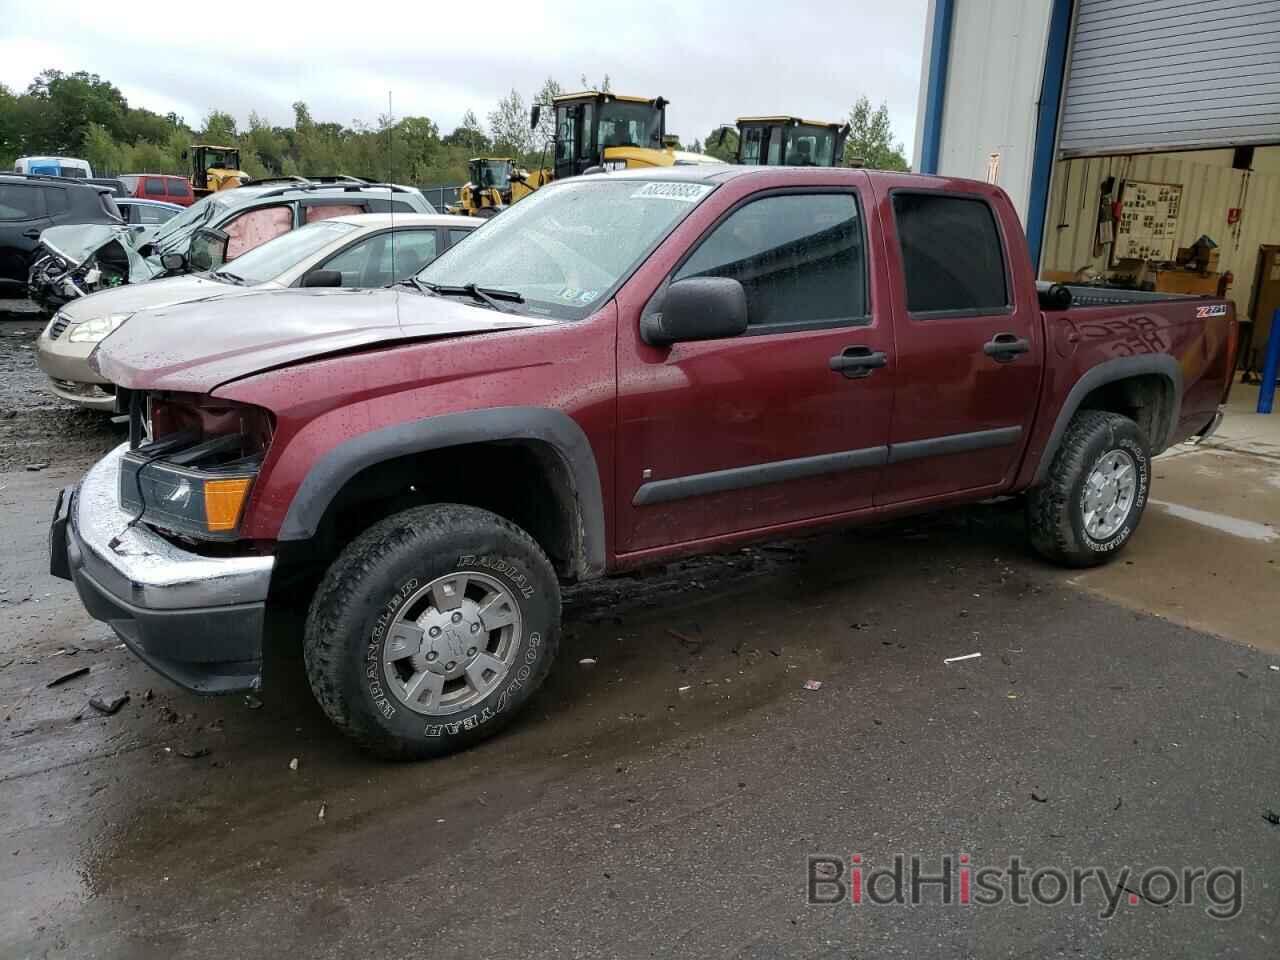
[28, 225, 159, 311]
[50, 443, 275, 694]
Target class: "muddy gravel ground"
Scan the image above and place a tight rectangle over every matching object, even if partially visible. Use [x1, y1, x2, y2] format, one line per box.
[1, 311, 1278, 958]
[0, 318, 120, 472]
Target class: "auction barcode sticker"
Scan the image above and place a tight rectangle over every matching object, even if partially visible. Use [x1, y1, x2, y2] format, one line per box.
[631, 182, 713, 202]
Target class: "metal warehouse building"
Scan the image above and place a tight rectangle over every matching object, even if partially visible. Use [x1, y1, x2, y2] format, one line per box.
[914, 0, 1280, 371]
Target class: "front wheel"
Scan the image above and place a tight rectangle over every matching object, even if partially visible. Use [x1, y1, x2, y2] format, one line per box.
[304, 504, 560, 759]
[1027, 410, 1151, 567]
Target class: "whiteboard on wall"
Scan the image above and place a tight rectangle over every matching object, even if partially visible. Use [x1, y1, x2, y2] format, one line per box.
[1113, 179, 1182, 263]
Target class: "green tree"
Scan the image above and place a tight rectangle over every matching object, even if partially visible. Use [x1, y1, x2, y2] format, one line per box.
[531, 76, 563, 148]
[82, 122, 122, 174]
[703, 126, 737, 162]
[443, 109, 489, 154]
[488, 89, 531, 156]
[844, 96, 909, 171]
[201, 110, 238, 144]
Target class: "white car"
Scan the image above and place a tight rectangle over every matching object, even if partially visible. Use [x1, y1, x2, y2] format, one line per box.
[36, 212, 480, 410]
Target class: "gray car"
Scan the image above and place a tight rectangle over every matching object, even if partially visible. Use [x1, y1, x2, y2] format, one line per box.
[36, 212, 478, 410]
[26, 176, 435, 312]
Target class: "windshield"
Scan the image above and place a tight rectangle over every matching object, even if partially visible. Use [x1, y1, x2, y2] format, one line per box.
[473, 160, 511, 189]
[598, 102, 662, 150]
[204, 149, 236, 169]
[417, 177, 712, 319]
[783, 127, 838, 166]
[215, 219, 358, 285]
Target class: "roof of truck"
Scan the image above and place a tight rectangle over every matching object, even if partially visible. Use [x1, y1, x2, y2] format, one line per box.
[592, 164, 997, 194]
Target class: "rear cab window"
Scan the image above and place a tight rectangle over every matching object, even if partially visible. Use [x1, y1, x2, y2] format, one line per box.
[304, 202, 367, 223]
[891, 192, 1009, 317]
[673, 192, 868, 331]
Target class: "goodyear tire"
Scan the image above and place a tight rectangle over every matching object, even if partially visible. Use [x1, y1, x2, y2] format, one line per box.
[304, 504, 559, 759]
[1027, 411, 1151, 568]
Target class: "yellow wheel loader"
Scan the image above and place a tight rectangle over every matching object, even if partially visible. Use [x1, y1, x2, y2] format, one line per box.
[448, 157, 550, 219]
[716, 117, 851, 166]
[184, 144, 250, 197]
[531, 91, 720, 181]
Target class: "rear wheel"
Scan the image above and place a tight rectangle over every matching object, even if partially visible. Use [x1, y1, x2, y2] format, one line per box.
[1027, 410, 1151, 567]
[304, 504, 560, 759]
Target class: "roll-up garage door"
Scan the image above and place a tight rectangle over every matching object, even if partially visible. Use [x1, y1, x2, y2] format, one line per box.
[1059, 0, 1280, 157]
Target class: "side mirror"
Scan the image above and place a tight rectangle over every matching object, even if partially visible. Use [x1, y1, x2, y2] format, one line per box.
[300, 269, 342, 288]
[187, 227, 229, 272]
[160, 252, 186, 273]
[640, 277, 748, 346]
[529, 104, 541, 130]
[180, 150, 189, 161]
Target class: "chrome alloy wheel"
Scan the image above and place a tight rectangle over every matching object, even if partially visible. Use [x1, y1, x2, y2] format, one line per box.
[382, 571, 522, 716]
[1082, 449, 1137, 541]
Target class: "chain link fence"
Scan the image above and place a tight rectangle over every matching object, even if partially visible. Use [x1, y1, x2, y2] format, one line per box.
[418, 185, 462, 212]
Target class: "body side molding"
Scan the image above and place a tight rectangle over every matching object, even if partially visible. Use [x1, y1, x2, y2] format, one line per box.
[887, 426, 1023, 464]
[632, 446, 889, 507]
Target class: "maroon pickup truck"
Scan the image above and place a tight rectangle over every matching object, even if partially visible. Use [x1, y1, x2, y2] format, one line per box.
[51, 166, 1238, 758]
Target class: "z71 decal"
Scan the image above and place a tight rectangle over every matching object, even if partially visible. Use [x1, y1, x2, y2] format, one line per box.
[1196, 304, 1228, 319]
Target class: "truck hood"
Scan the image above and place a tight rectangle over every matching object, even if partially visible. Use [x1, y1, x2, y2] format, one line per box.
[92, 287, 558, 393]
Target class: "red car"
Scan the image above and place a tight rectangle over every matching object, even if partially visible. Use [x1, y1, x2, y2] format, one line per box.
[117, 173, 195, 207]
[53, 166, 1237, 758]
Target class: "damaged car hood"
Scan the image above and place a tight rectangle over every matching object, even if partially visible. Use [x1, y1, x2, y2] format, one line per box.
[40, 222, 158, 273]
[92, 287, 558, 393]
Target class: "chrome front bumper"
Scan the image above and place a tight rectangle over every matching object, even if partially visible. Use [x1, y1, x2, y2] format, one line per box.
[53, 443, 276, 693]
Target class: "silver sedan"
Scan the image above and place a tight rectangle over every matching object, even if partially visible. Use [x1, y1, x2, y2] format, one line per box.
[36, 212, 479, 410]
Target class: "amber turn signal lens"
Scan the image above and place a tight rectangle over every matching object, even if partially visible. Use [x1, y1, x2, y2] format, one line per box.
[204, 477, 253, 532]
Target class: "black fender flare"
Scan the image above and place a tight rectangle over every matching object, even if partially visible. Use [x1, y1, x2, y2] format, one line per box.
[278, 406, 607, 579]
[1033, 354, 1182, 485]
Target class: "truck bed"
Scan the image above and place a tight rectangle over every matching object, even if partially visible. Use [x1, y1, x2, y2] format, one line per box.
[1036, 280, 1220, 309]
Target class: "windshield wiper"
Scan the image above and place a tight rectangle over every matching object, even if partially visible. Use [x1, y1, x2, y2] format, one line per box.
[212, 269, 246, 284]
[422, 282, 525, 312]
[394, 276, 430, 294]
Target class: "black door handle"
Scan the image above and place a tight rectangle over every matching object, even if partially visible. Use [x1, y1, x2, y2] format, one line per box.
[983, 333, 1031, 362]
[829, 346, 888, 379]
[22, 229, 41, 239]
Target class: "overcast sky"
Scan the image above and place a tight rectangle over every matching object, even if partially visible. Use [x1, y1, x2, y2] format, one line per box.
[0, 1, 927, 155]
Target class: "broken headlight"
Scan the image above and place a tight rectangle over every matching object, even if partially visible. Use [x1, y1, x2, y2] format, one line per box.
[119, 394, 274, 541]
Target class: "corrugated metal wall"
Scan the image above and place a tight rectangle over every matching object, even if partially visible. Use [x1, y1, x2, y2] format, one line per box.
[1060, 0, 1280, 156]
[918, 0, 1054, 223]
[1040, 148, 1280, 318]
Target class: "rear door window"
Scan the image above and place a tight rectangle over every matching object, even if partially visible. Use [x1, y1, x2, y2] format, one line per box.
[223, 205, 294, 259]
[137, 204, 177, 224]
[304, 202, 366, 223]
[673, 192, 868, 329]
[166, 179, 190, 198]
[0, 183, 44, 220]
[143, 177, 167, 197]
[891, 193, 1008, 315]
